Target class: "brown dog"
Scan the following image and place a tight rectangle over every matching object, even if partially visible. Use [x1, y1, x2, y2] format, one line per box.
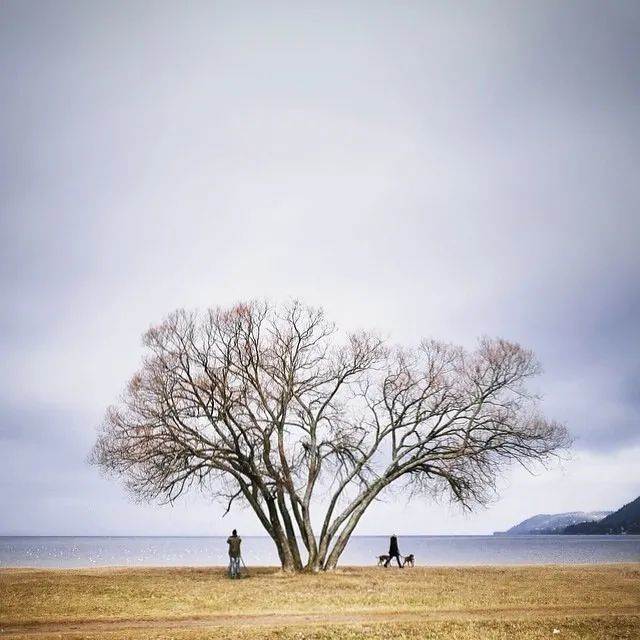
[377, 554, 390, 566]
[403, 554, 415, 567]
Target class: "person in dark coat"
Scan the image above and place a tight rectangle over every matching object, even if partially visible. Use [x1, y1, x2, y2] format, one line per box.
[227, 529, 242, 578]
[384, 534, 403, 568]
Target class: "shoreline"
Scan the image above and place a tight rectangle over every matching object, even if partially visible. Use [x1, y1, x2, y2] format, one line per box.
[2, 560, 640, 571]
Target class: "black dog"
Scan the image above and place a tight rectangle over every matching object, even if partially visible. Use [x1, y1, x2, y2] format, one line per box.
[403, 554, 415, 567]
[377, 554, 390, 566]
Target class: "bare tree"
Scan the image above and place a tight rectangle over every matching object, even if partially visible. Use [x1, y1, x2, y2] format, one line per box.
[91, 300, 569, 572]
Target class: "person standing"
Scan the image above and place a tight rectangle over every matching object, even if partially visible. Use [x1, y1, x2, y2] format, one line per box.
[384, 534, 403, 568]
[227, 529, 242, 578]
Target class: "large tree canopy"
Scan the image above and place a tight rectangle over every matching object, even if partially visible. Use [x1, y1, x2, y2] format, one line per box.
[91, 301, 569, 571]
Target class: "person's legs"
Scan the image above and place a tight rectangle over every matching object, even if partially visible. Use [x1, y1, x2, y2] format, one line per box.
[395, 554, 403, 568]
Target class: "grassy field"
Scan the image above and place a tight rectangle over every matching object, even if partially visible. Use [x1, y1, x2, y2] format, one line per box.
[1, 564, 638, 639]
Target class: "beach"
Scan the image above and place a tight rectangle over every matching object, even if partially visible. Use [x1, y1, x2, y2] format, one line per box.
[1, 564, 638, 639]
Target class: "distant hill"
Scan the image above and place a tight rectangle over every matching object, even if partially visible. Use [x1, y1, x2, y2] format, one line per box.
[563, 496, 640, 534]
[494, 511, 611, 535]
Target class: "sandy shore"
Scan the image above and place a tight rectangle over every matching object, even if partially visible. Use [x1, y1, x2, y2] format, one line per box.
[1, 564, 639, 639]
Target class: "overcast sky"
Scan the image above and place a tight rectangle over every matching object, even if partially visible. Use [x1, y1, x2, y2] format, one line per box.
[1, 1, 639, 536]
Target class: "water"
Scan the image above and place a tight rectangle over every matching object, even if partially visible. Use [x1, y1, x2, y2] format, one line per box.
[1, 535, 639, 568]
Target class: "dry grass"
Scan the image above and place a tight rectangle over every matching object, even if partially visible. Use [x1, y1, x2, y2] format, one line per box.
[1, 564, 639, 639]
[10, 618, 640, 640]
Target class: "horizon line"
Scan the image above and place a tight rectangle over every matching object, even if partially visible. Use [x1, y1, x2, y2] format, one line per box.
[0, 533, 497, 538]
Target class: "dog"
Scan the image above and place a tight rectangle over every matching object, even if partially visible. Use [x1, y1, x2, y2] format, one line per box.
[377, 554, 390, 566]
[402, 554, 415, 567]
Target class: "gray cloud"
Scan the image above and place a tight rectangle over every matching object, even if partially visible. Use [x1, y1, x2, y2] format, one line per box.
[1, 1, 639, 535]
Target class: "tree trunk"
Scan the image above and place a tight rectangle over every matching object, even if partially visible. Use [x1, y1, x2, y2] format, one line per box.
[322, 510, 363, 570]
[276, 492, 303, 570]
[322, 489, 382, 571]
[302, 507, 319, 571]
[265, 497, 297, 572]
[303, 542, 322, 573]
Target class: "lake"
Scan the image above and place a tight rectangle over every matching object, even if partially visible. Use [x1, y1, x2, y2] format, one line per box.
[2, 535, 639, 568]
